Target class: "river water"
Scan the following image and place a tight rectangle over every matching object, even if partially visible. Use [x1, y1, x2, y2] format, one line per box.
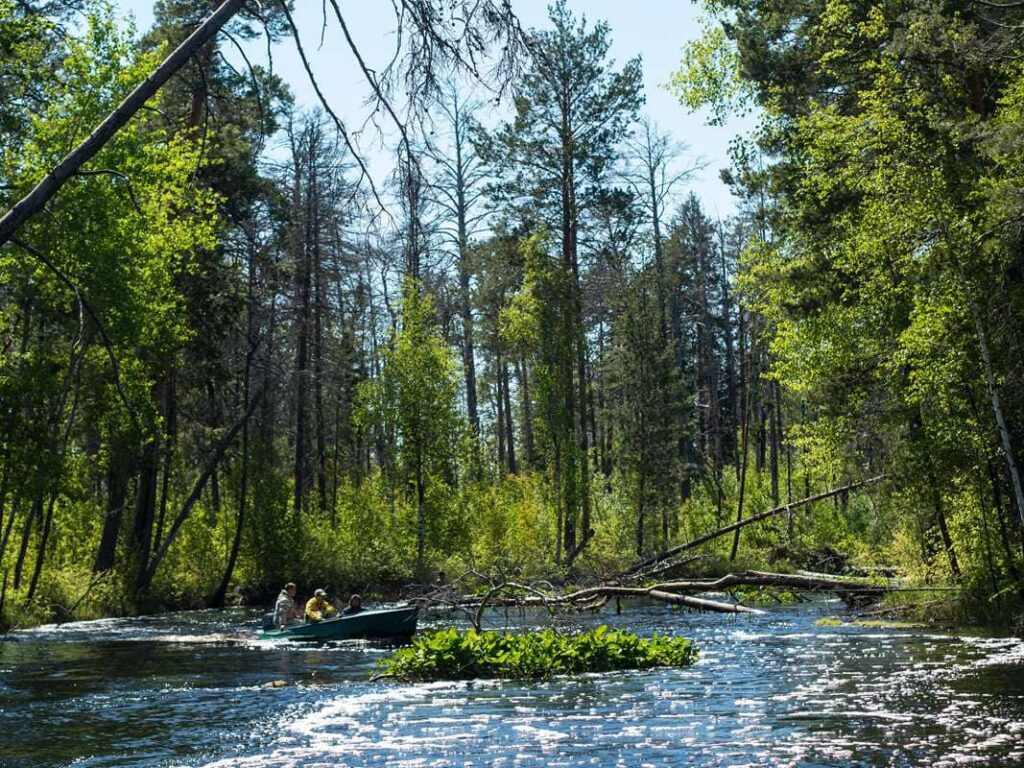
[1, 603, 1023, 767]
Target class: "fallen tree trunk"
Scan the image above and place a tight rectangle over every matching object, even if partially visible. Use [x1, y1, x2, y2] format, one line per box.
[418, 581, 763, 617]
[625, 476, 886, 576]
[654, 570, 890, 593]
[0, 0, 246, 248]
[417, 566, 931, 620]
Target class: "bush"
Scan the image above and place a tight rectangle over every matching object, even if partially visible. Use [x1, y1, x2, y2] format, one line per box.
[377, 625, 698, 681]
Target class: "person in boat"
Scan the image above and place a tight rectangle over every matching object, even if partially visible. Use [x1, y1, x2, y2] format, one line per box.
[342, 594, 363, 615]
[273, 582, 302, 628]
[305, 588, 337, 623]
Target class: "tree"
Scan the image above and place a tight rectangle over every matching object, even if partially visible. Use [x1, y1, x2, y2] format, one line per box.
[424, 84, 490, 452]
[675, 0, 1024, 584]
[0, 3, 219, 593]
[357, 283, 466, 577]
[482, 0, 642, 560]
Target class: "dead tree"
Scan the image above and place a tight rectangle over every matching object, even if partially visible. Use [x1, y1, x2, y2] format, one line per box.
[626, 476, 886, 576]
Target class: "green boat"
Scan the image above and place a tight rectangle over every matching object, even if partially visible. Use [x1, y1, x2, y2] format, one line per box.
[260, 605, 418, 641]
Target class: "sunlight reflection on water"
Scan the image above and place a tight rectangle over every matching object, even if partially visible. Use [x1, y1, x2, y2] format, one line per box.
[1, 606, 1023, 767]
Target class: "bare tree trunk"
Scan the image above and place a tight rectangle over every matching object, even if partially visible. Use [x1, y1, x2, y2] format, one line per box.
[154, 375, 176, 555]
[313, 173, 328, 513]
[770, 380, 781, 506]
[517, 356, 535, 468]
[139, 389, 264, 594]
[730, 364, 751, 562]
[554, 444, 563, 566]
[502, 360, 516, 474]
[13, 496, 41, 590]
[629, 477, 884, 574]
[721, 248, 739, 469]
[415, 451, 426, 577]
[133, 436, 159, 586]
[209, 237, 259, 608]
[929, 476, 961, 577]
[292, 137, 312, 515]
[495, 362, 507, 472]
[94, 448, 131, 573]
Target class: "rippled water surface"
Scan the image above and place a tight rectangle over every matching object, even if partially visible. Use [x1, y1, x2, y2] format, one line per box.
[2, 604, 1023, 767]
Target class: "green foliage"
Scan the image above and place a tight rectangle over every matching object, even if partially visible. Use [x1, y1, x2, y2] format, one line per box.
[671, 0, 1024, 609]
[668, 20, 748, 125]
[357, 283, 469, 574]
[377, 625, 698, 682]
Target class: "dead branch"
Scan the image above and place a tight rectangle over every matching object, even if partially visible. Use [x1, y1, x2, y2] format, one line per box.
[415, 565, 949, 620]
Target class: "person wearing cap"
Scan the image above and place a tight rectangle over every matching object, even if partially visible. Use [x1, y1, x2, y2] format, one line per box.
[305, 588, 337, 623]
[342, 594, 363, 615]
[273, 582, 302, 628]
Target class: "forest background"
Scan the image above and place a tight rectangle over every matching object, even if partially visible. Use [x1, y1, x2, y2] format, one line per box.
[2, 0, 1023, 629]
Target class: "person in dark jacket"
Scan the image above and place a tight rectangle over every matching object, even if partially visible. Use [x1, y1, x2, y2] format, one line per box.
[342, 594, 363, 615]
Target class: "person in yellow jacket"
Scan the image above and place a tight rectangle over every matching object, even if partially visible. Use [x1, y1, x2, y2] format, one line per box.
[305, 588, 337, 622]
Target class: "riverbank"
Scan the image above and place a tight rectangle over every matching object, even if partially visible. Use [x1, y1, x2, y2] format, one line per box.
[4, 554, 1019, 639]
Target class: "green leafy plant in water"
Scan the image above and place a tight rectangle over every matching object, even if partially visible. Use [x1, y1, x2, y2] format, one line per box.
[376, 625, 698, 682]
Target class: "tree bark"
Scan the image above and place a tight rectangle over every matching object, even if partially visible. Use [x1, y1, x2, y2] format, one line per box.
[730, 367, 751, 562]
[94, 448, 132, 573]
[964, 277, 1024, 528]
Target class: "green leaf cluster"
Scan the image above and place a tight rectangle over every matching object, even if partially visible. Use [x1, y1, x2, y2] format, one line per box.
[377, 625, 698, 682]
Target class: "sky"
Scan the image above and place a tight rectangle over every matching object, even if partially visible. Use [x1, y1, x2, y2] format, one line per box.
[113, 0, 753, 219]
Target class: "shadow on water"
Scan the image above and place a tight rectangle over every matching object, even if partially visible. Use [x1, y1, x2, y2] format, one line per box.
[1, 604, 1023, 767]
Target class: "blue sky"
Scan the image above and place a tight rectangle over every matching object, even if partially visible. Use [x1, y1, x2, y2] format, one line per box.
[114, 0, 752, 218]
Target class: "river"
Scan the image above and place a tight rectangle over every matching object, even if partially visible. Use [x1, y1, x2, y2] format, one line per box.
[1, 603, 1022, 767]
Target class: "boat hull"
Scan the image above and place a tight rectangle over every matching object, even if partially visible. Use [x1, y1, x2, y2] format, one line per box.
[261, 606, 418, 641]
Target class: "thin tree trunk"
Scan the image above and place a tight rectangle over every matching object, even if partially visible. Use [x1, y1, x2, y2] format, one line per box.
[554, 444, 563, 566]
[930, 478, 961, 578]
[962, 273, 1024, 528]
[24, 494, 57, 605]
[629, 477, 885, 574]
[139, 388, 264, 594]
[730, 373, 751, 562]
[154, 374, 176, 556]
[12, 496, 41, 590]
[415, 451, 426, 577]
[94, 449, 131, 573]
[770, 380, 781, 506]
[292, 139, 311, 515]
[502, 361, 516, 474]
[209, 240, 258, 608]
[133, 436, 159, 586]
[517, 356, 535, 468]
[495, 363, 507, 472]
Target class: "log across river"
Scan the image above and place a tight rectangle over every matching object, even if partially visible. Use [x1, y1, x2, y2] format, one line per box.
[2, 603, 1023, 766]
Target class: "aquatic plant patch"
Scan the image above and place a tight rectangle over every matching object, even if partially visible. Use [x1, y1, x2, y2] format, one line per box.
[376, 625, 698, 681]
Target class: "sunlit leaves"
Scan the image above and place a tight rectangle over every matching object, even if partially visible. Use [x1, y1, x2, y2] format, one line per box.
[378, 625, 698, 681]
